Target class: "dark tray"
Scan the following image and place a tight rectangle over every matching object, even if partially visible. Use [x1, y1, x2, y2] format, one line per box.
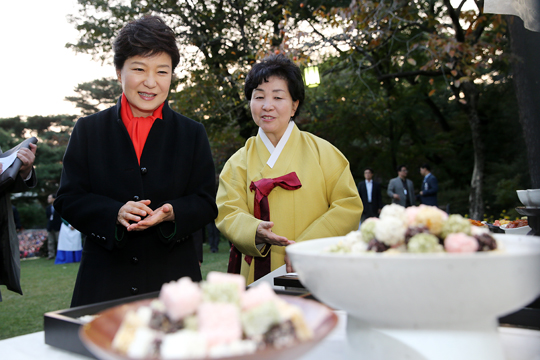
[43, 286, 539, 358]
[274, 274, 306, 289]
[486, 223, 505, 234]
[44, 291, 159, 358]
[498, 296, 540, 330]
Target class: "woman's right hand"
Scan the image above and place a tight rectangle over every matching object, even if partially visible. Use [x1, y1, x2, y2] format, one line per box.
[117, 200, 153, 229]
[255, 221, 295, 247]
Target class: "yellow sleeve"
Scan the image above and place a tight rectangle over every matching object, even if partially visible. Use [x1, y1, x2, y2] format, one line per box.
[215, 150, 264, 257]
[296, 144, 363, 242]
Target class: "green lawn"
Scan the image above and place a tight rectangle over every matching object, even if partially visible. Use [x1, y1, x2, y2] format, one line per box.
[0, 242, 229, 340]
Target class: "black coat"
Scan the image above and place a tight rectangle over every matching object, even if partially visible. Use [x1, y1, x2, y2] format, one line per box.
[357, 180, 383, 218]
[420, 174, 438, 206]
[55, 98, 217, 307]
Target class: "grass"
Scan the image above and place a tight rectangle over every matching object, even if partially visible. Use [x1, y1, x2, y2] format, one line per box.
[0, 241, 229, 340]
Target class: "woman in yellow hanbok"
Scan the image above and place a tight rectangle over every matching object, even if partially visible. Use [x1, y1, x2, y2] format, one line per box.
[216, 54, 363, 284]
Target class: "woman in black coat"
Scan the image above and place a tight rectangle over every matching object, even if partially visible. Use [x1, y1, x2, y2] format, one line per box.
[55, 15, 217, 307]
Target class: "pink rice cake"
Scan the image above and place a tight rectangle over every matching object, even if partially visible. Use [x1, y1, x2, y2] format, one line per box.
[197, 302, 242, 347]
[444, 232, 479, 253]
[241, 281, 279, 311]
[159, 277, 202, 321]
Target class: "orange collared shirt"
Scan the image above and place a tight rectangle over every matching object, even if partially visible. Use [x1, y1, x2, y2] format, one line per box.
[120, 93, 164, 164]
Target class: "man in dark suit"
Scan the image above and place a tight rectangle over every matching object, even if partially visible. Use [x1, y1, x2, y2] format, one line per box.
[46, 194, 62, 259]
[419, 163, 438, 206]
[357, 168, 383, 221]
[387, 165, 416, 207]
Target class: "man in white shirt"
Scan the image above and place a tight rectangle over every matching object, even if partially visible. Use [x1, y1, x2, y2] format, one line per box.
[357, 168, 383, 221]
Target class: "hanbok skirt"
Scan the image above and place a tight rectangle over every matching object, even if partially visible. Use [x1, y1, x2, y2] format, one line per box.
[54, 223, 82, 264]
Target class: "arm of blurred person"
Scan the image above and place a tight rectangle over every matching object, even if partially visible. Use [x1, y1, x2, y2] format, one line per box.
[1, 144, 37, 195]
[17, 143, 37, 181]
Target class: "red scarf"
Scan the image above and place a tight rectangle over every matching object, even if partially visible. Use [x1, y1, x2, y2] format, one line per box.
[120, 93, 164, 164]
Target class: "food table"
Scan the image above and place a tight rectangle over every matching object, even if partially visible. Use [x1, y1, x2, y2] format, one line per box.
[1, 313, 540, 360]
[2, 249, 539, 360]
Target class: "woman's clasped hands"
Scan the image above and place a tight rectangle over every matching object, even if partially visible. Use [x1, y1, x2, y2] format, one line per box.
[117, 200, 175, 231]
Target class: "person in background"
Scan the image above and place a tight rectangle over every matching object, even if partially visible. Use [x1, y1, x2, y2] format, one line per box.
[387, 165, 415, 207]
[54, 219, 83, 264]
[54, 15, 217, 307]
[357, 167, 383, 222]
[419, 163, 438, 206]
[216, 54, 362, 285]
[0, 143, 37, 301]
[46, 194, 62, 260]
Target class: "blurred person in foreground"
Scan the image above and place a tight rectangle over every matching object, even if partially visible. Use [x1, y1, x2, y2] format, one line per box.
[216, 54, 362, 284]
[54, 15, 217, 307]
[0, 143, 37, 301]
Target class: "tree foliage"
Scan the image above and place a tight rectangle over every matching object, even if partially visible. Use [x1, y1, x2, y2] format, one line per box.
[279, 0, 512, 219]
[65, 77, 122, 116]
[54, 0, 528, 220]
[66, 0, 301, 140]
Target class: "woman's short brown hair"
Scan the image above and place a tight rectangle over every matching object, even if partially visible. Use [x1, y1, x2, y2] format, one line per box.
[113, 15, 180, 71]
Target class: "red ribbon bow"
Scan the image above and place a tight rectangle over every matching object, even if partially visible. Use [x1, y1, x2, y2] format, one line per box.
[249, 172, 302, 221]
[227, 172, 302, 280]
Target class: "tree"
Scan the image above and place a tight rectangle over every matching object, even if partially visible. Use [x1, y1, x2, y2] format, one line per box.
[66, 0, 298, 140]
[63, 0, 526, 219]
[507, 16, 540, 188]
[281, 0, 509, 219]
[65, 77, 122, 116]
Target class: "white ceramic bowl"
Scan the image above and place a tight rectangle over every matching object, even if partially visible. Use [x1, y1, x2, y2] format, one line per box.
[527, 189, 540, 207]
[288, 234, 540, 359]
[500, 224, 531, 235]
[287, 234, 540, 327]
[516, 190, 530, 206]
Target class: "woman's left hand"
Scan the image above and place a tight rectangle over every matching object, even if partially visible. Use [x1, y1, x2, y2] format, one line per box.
[127, 203, 175, 231]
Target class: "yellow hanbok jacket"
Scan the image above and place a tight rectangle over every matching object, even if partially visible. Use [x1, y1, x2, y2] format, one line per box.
[216, 125, 363, 284]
